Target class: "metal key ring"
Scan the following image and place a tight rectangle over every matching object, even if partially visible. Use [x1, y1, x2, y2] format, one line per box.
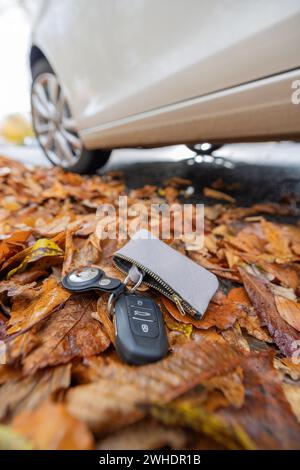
[108, 269, 144, 317]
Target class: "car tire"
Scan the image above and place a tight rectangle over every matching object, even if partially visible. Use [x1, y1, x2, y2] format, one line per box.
[31, 58, 111, 174]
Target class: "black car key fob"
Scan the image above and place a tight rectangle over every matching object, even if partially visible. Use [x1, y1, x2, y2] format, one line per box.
[114, 293, 169, 365]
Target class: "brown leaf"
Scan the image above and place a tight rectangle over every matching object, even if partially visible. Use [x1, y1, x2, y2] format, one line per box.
[18, 296, 110, 375]
[151, 398, 255, 450]
[153, 351, 300, 449]
[0, 365, 71, 420]
[7, 277, 71, 337]
[161, 291, 244, 331]
[97, 419, 188, 450]
[282, 384, 300, 424]
[12, 402, 94, 450]
[222, 323, 250, 352]
[0, 365, 22, 386]
[261, 219, 294, 261]
[204, 188, 236, 203]
[0, 231, 32, 267]
[275, 296, 300, 332]
[0, 280, 37, 297]
[93, 296, 115, 346]
[219, 351, 300, 449]
[204, 367, 245, 408]
[274, 358, 300, 381]
[66, 333, 241, 432]
[260, 262, 299, 291]
[240, 269, 300, 356]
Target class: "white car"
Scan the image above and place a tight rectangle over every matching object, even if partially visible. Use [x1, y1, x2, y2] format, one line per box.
[30, 0, 300, 173]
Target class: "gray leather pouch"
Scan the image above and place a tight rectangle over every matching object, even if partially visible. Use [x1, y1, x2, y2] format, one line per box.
[113, 231, 219, 320]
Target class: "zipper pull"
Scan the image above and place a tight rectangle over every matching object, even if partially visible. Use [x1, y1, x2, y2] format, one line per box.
[172, 294, 186, 316]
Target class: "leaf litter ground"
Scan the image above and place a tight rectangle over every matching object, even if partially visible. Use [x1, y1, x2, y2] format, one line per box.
[0, 155, 300, 450]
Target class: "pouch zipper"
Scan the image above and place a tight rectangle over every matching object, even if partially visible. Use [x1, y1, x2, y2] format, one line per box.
[113, 253, 197, 317]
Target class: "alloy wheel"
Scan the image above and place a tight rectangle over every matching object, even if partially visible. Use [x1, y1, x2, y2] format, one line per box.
[31, 73, 83, 167]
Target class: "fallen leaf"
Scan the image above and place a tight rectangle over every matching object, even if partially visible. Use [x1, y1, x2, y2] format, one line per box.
[282, 384, 300, 424]
[161, 295, 242, 330]
[66, 333, 242, 432]
[274, 358, 300, 381]
[0, 365, 71, 420]
[240, 269, 300, 356]
[204, 188, 236, 204]
[21, 296, 110, 374]
[275, 296, 300, 332]
[153, 351, 300, 449]
[7, 277, 71, 338]
[219, 351, 300, 449]
[0, 231, 32, 267]
[0, 425, 32, 450]
[222, 323, 250, 352]
[7, 238, 64, 279]
[97, 419, 188, 450]
[151, 400, 255, 450]
[94, 296, 115, 346]
[260, 262, 299, 291]
[261, 219, 293, 261]
[13, 402, 94, 450]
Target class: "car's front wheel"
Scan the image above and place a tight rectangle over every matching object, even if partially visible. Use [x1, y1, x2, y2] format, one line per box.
[31, 59, 111, 174]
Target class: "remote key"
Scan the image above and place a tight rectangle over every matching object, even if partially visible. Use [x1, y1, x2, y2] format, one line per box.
[114, 293, 169, 365]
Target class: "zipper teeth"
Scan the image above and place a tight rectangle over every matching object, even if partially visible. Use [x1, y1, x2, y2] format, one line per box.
[114, 254, 196, 316]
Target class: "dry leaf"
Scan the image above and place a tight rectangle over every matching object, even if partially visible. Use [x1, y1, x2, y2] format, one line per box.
[275, 296, 300, 332]
[282, 384, 300, 424]
[66, 333, 241, 432]
[7, 277, 71, 338]
[7, 238, 64, 279]
[204, 188, 236, 203]
[13, 402, 94, 450]
[97, 419, 188, 450]
[0, 365, 71, 420]
[240, 269, 300, 356]
[21, 296, 110, 375]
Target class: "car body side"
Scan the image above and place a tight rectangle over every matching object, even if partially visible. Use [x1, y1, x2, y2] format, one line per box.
[31, 0, 300, 149]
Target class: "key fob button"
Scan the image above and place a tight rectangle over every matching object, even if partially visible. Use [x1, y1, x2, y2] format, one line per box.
[126, 297, 158, 322]
[129, 317, 159, 338]
[129, 307, 158, 322]
[129, 297, 156, 310]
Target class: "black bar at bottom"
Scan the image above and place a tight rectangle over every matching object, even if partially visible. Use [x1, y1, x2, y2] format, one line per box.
[0, 450, 299, 468]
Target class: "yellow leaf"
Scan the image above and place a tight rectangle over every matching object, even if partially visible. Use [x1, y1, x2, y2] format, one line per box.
[7, 239, 63, 279]
[151, 401, 256, 450]
[0, 424, 32, 450]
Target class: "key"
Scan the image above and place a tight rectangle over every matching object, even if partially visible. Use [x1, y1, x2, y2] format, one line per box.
[113, 292, 169, 365]
[62, 266, 169, 365]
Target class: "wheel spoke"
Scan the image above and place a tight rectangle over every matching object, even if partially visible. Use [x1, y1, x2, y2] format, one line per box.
[54, 131, 74, 163]
[34, 122, 52, 135]
[32, 94, 50, 120]
[40, 131, 54, 151]
[34, 83, 51, 110]
[61, 129, 82, 150]
[62, 117, 77, 132]
[47, 75, 59, 105]
[57, 92, 66, 117]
